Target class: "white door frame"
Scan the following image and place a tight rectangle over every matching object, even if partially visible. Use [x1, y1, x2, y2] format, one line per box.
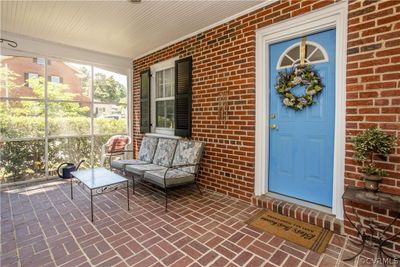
[255, 2, 348, 219]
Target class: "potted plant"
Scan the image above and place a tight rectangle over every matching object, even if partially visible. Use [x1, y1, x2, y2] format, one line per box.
[352, 126, 397, 191]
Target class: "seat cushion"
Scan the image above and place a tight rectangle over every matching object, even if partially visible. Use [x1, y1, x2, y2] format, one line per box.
[138, 137, 159, 162]
[125, 164, 166, 177]
[144, 169, 195, 188]
[172, 140, 204, 173]
[111, 159, 149, 170]
[152, 138, 178, 167]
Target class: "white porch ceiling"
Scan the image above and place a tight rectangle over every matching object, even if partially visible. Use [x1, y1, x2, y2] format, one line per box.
[1, 0, 265, 59]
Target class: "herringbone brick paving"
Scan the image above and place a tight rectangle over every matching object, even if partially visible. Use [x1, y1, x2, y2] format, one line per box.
[0, 180, 397, 266]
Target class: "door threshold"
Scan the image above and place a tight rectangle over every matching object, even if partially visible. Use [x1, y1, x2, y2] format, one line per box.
[252, 192, 343, 234]
[266, 192, 332, 214]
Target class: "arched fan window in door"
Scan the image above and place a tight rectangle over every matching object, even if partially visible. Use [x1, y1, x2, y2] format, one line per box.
[277, 41, 329, 70]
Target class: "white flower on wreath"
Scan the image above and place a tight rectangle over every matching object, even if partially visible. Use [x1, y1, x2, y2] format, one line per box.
[292, 76, 302, 85]
[299, 98, 307, 105]
[283, 98, 291, 106]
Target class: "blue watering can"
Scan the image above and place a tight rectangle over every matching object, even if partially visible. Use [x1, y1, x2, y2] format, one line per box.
[57, 160, 85, 179]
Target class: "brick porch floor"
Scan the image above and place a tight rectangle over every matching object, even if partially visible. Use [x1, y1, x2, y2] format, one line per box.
[0, 180, 397, 267]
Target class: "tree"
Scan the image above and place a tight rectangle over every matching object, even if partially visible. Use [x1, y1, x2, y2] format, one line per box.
[79, 67, 91, 96]
[93, 73, 126, 103]
[0, 66, 20, 96]
[78, 67, 127, 103]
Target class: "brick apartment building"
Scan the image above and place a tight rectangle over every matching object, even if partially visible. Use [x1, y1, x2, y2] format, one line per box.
[1, 56, 89, 102]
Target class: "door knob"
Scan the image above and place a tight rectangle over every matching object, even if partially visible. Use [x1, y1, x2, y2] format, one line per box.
[270, 124, 278, 130]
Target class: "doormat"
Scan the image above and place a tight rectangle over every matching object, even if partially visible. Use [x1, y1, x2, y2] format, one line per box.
[246, 209, 333, 253]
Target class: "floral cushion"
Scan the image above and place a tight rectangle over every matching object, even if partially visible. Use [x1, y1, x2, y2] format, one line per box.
[125, 164, 166, 177]
[172, 140, 204, 174]
[152, 138, 178, 167]
[138, 137, 159, 162]
[111, 159, 148, 170]
[144, 169, 195, 188]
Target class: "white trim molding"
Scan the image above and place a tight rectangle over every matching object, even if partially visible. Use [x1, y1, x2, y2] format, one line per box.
[255, 2, 348, 219]
[134, 0, 279, 60]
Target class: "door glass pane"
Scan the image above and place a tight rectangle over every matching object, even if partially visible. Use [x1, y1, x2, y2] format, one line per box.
[0, 99, 45, 140]
[0, 55, 45, 99]
[287, 46, 300, 61]
[93, 67, 127, 104]
[156, 101, 165, 128]
[156, 71, 163, 98]
[94, 104, 127, 135]
[309, 49, 325, 61]
[47, 61, 91, 101]
[48, 101, 90, 137]
[305, 44, 316, 58]
[280, 56, 293, 68]
[47, 137, 92, 176]
[0, 140, 45, 183]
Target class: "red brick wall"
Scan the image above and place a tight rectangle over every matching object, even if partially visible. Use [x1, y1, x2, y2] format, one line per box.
[133, 0, 338, 201]
[344, 0, 400, 252]
[132, 0, 399, 250]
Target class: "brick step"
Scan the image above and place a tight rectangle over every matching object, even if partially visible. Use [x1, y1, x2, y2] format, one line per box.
[251, 194, 344, 235]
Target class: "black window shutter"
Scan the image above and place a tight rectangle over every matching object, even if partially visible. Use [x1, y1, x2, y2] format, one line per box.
[60, 77, 63, 83]
[174, 57, 192, 137]
[140, 69, 151, 133]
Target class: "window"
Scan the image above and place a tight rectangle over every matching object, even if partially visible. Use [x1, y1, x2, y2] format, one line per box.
[50, 75, 62, 84]
[142, 57, 192, 137]
[155, 68, 175, 129]
[34, 57, 45, 65]
[26, 72, 39, 88]
[1, 55, 129, 184]
[277, 41, 328, 69]
[150, 58, 176, 135]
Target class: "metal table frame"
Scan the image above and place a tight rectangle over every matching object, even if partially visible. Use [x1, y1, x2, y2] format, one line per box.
[70, 170, 130, 222]
[342, 186, 400, 263]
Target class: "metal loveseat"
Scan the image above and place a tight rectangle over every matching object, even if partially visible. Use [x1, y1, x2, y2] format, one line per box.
[111, 136, 204, 211]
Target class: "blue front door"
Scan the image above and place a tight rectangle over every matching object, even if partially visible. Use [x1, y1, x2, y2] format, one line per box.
[268, 29, 336, 207]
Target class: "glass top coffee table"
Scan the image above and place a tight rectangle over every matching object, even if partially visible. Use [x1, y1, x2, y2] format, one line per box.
[71, 168, 129, 222]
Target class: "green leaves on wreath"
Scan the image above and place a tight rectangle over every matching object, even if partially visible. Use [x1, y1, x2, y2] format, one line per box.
[275, 64, 324, 111]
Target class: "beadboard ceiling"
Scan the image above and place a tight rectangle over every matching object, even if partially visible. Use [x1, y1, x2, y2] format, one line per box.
[1, 0, 264, 59]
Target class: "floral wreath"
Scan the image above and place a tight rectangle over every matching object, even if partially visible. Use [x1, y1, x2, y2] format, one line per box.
[275, 64, 324, 110]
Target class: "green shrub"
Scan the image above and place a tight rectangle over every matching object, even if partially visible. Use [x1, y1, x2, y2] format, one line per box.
[0, 115, 127, 183]
[352, 126, 397, 178]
